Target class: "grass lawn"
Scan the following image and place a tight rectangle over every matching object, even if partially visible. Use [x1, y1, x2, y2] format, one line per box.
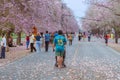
[0, 33, 26, 41]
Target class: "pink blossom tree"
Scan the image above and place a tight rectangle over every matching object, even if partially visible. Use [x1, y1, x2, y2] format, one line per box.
[82, 0, 120, 43]
[0, 0, 79, 35]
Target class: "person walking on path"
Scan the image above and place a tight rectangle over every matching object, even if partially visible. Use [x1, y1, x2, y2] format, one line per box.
[78, 32, 82, 41]
[83, 32, 86, 41]
[30, 33, 36, 52]
[50, 32, 54, 45]
[0, 34, 6, 59]
[54, 31, 58, 37]
[104, 33, 109, 46]
[68, 33, 73, 46]
[88, 33, 91, 42]
[54, 34, 67, 67]
[26, 35, 30, 50]
[45, 31, 50, 52]
[53, 30, 67, 68]
[40, 32, 44, 48]
[35, 32, 41, 53]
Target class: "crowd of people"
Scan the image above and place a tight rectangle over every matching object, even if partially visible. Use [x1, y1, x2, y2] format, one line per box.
[24, 30, 94, 68]
[0, 30, 90, 68]
[78, 32, 92, 42]
[0, 30, 74, 69]
[0, 30, 113, 69]
[25, 30, 69, 68]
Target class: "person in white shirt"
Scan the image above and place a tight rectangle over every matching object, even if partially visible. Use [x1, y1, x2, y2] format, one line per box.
[0, 34, 6, 59]
[30, 33, 36, 52]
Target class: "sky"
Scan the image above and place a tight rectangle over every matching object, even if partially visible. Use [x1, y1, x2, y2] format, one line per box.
[63, 0, 89, 29]
[63, 0, 89, 23]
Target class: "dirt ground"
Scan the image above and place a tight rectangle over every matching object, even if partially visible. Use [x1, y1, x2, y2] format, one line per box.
[0, 46, 30, 67]
[108, 43, 120, 53]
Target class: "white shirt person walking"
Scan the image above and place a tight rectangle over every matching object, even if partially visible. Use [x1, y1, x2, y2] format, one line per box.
[0, 34, 6, 59]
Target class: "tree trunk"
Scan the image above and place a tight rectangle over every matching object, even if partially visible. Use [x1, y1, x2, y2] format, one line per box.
[115, 31, 118, 44]
[5, 31, 12, 52]
[17, 32, 21, 45]
[6, 31, 11, 45]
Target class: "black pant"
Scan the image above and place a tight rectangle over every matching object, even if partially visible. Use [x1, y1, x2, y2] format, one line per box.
[30, 43, 36, 52]
[1, 47, 5, 58]
[45, 41, 49, 52]
[78, 36, 81, 41]
[88, 37, 91, 42]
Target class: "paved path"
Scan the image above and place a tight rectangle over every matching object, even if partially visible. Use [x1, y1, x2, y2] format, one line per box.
[0, 37, 120, 80]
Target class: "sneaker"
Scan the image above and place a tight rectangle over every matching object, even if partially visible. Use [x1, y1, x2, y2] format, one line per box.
[63, 64, 66, 68]
[55, 63, 58, 67]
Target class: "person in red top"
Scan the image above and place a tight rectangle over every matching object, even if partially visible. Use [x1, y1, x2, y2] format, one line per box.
[104, 34, 109, 46]
[26, 35, 30, 50]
